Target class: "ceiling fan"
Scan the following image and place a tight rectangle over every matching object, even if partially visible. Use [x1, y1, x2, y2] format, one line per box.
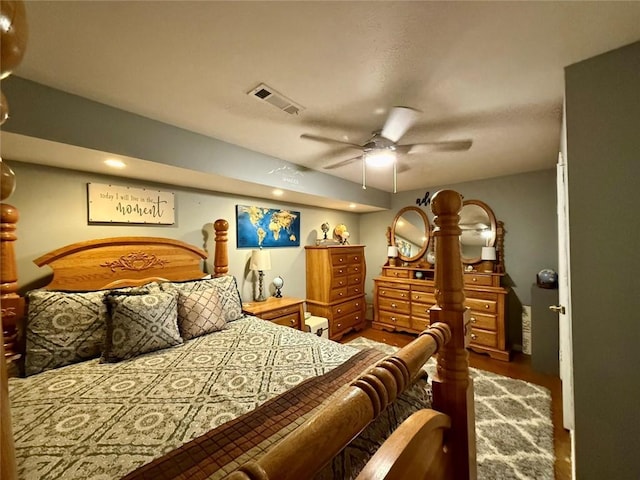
[300, 106, 472, 192]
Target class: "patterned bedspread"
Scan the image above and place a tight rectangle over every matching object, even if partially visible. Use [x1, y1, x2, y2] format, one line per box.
[9, 317, 431, 480]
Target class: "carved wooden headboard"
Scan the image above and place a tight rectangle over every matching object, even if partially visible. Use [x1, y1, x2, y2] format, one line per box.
[1, 218, 230, 362]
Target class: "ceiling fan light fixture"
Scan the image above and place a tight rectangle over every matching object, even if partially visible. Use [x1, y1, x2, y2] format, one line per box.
[365, 149, 396, 167]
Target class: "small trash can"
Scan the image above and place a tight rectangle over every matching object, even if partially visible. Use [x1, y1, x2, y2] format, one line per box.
[304, 315, 329, 339]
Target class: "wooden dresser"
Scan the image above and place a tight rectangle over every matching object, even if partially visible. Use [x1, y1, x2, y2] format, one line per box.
[374, 266, 510, 361]
[305, 245, 366, 341]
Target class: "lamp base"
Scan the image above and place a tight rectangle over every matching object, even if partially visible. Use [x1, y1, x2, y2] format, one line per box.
[254, 270, 267, 302]
[479, 260, 495, 273]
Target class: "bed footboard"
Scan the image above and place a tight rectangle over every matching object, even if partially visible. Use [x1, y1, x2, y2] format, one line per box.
[227, 322, 451, 480]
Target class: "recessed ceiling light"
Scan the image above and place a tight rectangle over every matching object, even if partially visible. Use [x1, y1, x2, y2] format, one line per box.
[104, 159, 126, 169]
[272, 189, 284, 196]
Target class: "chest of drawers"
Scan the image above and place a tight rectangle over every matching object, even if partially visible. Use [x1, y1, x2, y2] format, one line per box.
[305, 245, 366, 341]
[374, 268, 510, 361]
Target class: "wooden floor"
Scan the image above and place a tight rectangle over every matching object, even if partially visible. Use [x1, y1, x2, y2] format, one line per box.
[341, 327, 572, 480]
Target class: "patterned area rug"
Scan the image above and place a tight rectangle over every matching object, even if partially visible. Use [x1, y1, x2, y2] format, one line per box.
[346, 337, 555, 480]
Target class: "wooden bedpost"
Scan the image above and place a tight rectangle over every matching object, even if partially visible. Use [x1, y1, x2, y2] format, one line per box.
[429, 190, 477, 479]
[1, 203, 23, 363]
[213, 219, 229, 277]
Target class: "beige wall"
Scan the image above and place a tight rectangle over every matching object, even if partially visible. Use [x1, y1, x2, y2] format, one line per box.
[6, 161, 362, 304]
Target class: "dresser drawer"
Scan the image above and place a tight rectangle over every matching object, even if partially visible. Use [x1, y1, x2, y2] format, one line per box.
[466, 298, 497, 314]
[464, 273, 494, 287]
[347, 285, 363, 297]
[272, 314, 300, 329]
[347, 263, 364, 275]
[331, 250, 362, 266]
[332, 265, 348, 277]
[377, 310, 411, 329]
[412, 290, 435, 304]
[332, 298, 364, 317]
[377, 280, 410, 291]
[348, 273, 363, 285]
[259, 304, 301, 320]
[378, 296, 411, 314]
[329, 287, 348, 302]
[411, 317, 430, 332]
[470, 328, 498, 348]
[411, 302, 433, 320]
[331, 276, 348, 289]
[332, 311, 365, 336]
[469, 312, 497, 331]
[378, 287, 410, 301]
[385, 268, 410, 279]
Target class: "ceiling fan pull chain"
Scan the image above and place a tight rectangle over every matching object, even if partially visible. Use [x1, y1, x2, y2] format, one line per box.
[362, 155, 367, 190]
[393, 161, 397, 194]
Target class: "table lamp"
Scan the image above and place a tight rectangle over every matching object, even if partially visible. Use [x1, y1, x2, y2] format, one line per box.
[387, 245, 399, 267]
[480, 246, 496, 273]
[250, 249, 271, 301]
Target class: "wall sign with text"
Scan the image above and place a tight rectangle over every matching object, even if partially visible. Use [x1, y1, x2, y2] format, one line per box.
[87, 183, 175, 224]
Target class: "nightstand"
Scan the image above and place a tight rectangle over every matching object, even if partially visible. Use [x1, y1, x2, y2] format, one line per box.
[242, 297, 305, 330]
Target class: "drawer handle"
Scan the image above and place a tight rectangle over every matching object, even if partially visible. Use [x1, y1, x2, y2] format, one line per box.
[355, 302, 360, 307]
[381, 290, 386, 294]
[337, 309, 342, 314]
[290, 319, 296, 325]
[337, 323, 342, 328]
[472, 277, 478, 282]
[394, 272, 399, 277]
[391, 317, 397, 322]
[471, 333, 477, 340]
[391, 303, 397, 308]
[354, 288, 360, 293]
[339, 281, 344, 286]
[354, 267, 359, 272]
[401, 293, 406, 298]
[338, 269, 344, 274]
[339, 258, 345, 263]
[470, 316, 477, 323]
[354, 256, 359, 261]
[484, 304, 490, 309]
[339, 292, 344, 296]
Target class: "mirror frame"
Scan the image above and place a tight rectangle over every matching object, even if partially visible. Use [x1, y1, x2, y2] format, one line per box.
[460, 199, 497, 264]
[390, 206, 431, 264]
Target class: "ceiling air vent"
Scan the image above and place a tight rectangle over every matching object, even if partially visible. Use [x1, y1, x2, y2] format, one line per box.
[248, 83, 304, 115]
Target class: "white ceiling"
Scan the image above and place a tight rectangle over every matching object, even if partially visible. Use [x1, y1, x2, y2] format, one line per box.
[4, 1, 640, 197]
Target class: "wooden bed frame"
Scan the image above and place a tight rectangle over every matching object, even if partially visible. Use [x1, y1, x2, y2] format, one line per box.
[0, 190, 476, 480]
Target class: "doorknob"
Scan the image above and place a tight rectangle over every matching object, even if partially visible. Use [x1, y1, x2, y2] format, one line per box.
[549, 305, 566, 314]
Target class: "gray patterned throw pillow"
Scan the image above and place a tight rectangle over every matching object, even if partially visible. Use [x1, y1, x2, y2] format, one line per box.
[161, 275, 243, 322]
[177, 287, 227, 340]
[25, 290, 108, 376]
[102, 291, 183, 362]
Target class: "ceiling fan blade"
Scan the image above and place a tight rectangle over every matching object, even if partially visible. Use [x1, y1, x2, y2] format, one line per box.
[300, 133, 362, 149]
[396, 161, 411, 174]
[406, 139, 473, 154]
[381, 106, 421, 143]
[323, 155, 363, 170]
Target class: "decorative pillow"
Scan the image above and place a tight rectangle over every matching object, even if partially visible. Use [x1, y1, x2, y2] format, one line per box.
[102, 291, 182, 363]
[177, 287, 226, 340]
[161, 275, 243, 322]
[25, 290, 108, 376]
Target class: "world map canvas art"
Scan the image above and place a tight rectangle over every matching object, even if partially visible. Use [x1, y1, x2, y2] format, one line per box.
[236, 205, 300, 248]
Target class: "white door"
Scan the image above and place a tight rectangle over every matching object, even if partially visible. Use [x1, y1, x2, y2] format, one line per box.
[556, 151, 575, 430]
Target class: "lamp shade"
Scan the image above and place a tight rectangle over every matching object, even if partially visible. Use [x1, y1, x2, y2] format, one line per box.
[481, 246, 497, 261]
[250, 249, 271, 271]
[387, 245, 399, 258]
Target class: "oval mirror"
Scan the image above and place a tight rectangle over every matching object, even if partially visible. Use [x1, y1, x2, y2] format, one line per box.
[391, 206, 431, 263]
[459, 199, 497, 264]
